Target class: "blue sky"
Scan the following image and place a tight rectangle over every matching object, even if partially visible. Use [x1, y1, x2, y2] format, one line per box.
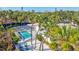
[0, 7, 79, 12]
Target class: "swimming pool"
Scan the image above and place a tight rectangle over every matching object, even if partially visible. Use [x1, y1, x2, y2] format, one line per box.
[17, 42, 32, 51]
[19, 31, 31, 40]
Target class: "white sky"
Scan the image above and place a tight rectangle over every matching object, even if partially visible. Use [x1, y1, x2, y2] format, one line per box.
[0, 0, 79, 7]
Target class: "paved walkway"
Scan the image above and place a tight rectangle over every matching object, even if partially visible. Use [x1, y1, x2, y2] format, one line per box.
[32, 40, 51, 51]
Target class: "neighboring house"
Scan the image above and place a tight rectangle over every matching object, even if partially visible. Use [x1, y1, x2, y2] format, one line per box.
[58, 19, 77, 27]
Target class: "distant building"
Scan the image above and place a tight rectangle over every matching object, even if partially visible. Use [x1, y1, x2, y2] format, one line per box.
[58, 19, 77, 27]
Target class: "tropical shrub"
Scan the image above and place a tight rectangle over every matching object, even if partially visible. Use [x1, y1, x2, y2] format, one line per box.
[61, 42, 74, 51]
[12, 33, 19, 44]
[49, 41, 58, 50]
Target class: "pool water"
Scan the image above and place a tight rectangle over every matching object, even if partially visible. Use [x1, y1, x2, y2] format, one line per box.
[17, 31, 32, 51]
[19, 31, 31, 40]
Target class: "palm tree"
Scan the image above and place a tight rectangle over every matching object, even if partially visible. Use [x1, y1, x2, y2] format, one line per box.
[36, 34, 44, 51]
[46, 23, 79, 50]
[28, 10, 37, 50]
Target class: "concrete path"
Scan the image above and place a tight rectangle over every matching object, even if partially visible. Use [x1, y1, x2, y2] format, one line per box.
[32, 40, 51, 51]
